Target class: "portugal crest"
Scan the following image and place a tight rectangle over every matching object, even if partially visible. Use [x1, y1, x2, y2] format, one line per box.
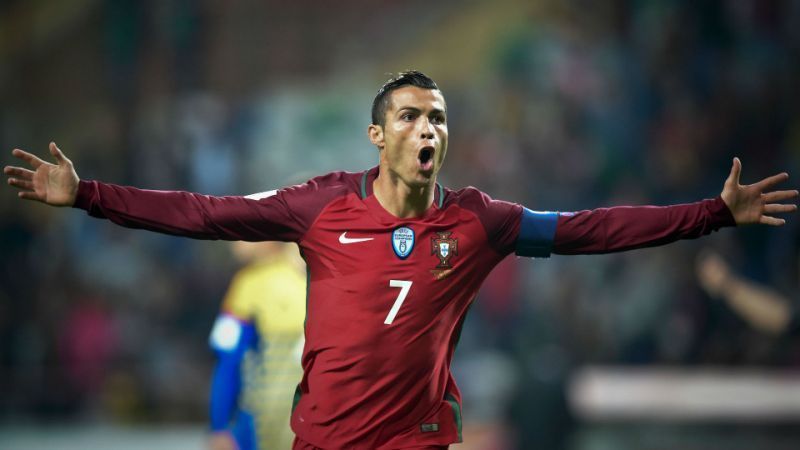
[392, 226, 415, 259]
[430, 231, 458, 279]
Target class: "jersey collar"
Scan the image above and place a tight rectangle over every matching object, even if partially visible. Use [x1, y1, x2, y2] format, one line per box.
[359, 167, 444, 208]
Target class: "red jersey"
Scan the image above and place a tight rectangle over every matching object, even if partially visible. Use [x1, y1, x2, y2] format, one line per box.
[73, 166, 735, 449]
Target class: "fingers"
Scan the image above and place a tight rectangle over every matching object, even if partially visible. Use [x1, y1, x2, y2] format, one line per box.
[7, 177, 34, 191]
[759, 186, 797, 223]
[760, 215, 787, 226]
[762, 189, 798, 203]
[17, 191, 45, 202]
[727, 157, 742, 186]
[49, 142, 70, 165]
[763, 203, 797, 214]
[11, 148, 45, 169]
[755, 172, 790, 190]
[5, 160, 42, 202]
[3, 165, 35, 180]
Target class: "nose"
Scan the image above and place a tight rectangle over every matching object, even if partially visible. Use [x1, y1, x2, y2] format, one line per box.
[419, 118, 435, 140]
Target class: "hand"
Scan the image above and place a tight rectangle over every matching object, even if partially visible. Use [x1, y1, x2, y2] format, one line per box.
[207, 431, 238, 450]
[720, 157, 798, 225]
[695, 250, 731, 297]
[4, 142, 79, 206]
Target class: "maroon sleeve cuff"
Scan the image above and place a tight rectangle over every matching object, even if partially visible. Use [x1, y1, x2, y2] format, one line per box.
[72, 179, 95, 211]
[708, 196, 737, 228]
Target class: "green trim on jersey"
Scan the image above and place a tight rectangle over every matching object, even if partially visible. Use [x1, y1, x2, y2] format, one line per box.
[291, 249, 311, 416]
[445, 393, 463, 442]
[437, 183, 444, 208]
[444, 299, 471, 443]
[291, 384, 302, 415]
[452, 301, 473, 354]
[298, 248, 311, 330]
[360, 170, 369, 199]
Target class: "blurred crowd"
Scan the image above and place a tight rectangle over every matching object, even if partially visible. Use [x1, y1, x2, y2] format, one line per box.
[1, 0, 798, 448]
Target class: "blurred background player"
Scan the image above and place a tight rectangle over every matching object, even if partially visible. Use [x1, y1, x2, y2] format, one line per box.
[696, 249, 798, 336]
[208, 241, 306, 450]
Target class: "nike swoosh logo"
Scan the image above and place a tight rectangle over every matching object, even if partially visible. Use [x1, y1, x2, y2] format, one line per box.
[339, 232, 374, 244]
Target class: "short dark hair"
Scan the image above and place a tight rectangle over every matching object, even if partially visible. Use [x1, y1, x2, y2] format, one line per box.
[371, 71, 440, 126]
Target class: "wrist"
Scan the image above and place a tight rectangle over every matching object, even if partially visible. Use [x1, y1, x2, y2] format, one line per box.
[71, 179, 92, 210]
[713, 196, 738, 227]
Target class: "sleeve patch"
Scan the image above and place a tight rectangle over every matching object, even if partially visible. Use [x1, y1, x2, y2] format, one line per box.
[244, 189, 277, 200]
[209, 315, 243, 352]
[515, 208, 558, 258]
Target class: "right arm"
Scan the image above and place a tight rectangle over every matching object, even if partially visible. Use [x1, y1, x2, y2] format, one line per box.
[74, 180, 301, 241]
[5, 143, 310, 242]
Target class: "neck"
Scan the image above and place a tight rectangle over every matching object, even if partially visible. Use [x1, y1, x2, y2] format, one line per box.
[372, 169, 435, 219]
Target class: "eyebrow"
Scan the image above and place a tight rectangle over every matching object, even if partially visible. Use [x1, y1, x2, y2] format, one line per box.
[396, 106, 446, 115]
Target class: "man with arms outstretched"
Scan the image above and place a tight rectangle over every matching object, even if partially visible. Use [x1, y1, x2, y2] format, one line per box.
[5, 71, 798, 450]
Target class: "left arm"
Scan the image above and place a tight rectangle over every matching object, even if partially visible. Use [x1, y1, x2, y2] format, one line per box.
[552, 197, 734, 255]
[545, 158, 796, 255]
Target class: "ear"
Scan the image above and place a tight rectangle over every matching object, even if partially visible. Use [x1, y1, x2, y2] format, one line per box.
[368, 124, 384, 150]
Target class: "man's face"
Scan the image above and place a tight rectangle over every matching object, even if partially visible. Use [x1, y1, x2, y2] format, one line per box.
[370, 86, 448, 188]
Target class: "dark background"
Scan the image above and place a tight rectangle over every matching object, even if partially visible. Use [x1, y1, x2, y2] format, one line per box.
[1, 1, 798, 448]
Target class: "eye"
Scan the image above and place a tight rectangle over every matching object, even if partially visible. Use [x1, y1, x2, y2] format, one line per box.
[401, 113, 415, 121]
[431, 115, 445, 125]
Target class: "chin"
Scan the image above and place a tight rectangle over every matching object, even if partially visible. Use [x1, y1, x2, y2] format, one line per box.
[419, 174, 438, 186]
[406, 175, 433, 188]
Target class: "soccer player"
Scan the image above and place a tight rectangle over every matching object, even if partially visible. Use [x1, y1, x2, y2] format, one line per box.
[4, 71, 798, 449]
[208, 241, 306, 450]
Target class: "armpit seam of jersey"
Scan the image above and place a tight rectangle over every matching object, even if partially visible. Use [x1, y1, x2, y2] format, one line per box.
[297, 192, 359, 246]
[458, 205, 507, 260]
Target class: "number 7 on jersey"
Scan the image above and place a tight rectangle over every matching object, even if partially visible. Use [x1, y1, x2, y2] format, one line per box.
[385, 280, 412, 325]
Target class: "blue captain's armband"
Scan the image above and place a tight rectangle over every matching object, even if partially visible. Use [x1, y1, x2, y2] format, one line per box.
[515, 208, 559, 258]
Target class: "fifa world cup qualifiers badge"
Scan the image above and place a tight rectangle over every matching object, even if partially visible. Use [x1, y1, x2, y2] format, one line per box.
[431, 231, 458, 280]
[392, 226, 415, 259]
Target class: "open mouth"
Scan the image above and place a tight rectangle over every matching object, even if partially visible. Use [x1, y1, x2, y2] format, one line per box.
[418, 146, 434, 170]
